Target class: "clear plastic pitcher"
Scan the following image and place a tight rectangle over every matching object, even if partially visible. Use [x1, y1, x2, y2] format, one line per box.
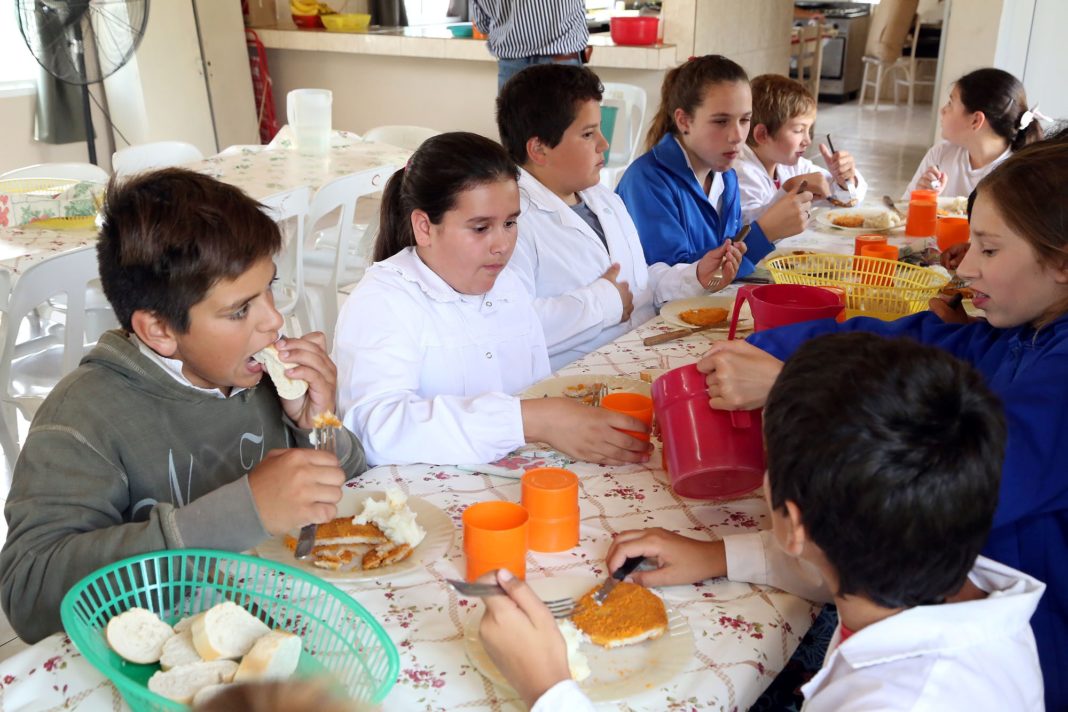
[286, 89, 332, 155]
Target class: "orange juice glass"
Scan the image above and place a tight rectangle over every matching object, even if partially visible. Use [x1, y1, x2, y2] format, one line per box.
[522, 468, 579, 552]
[859, 243, 898, 286]
[936, 217, 970, 252]
[906, 200, 937, 237]
[601, 392, 653, 441]
[462, 501, 528, 581]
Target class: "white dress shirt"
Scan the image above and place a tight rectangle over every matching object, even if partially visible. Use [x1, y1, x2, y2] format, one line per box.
[513, 168, 707, 370]
[334, 247, 550, 466]
[736, 143, 869, 225]
[902, 140, 1012, 200]
[534, 536, 1045, 711]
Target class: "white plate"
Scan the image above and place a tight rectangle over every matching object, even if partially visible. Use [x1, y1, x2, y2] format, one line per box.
[254, 488, 455, 581]
[815, 207, 905, 233]
[659, 294, 752, 331]
[463, 576, 694, 702]
[522, 374, 652, 399]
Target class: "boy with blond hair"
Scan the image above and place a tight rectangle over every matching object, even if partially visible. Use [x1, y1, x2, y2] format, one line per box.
[737, 74, 868, 224]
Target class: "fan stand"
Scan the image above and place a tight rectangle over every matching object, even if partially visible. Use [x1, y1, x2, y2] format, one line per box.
[71, 23, 97, 165]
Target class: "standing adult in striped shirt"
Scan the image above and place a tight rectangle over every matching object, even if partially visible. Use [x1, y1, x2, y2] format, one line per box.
[470, 0, 589, 91]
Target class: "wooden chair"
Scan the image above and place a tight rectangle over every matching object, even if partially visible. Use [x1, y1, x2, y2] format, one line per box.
[791, 24, 826, 99]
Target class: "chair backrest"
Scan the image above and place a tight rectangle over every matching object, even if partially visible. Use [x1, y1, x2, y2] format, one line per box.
[601, 83, 648, 169]
[361, 125, 441, 152]
[0, 162, 109, 183]
[307, 166, 396, 347]
[112, 141, 205, 176]
[260, 185, 312, 329]
[792, 24, 825, 97]
[865, 0, 920, 62]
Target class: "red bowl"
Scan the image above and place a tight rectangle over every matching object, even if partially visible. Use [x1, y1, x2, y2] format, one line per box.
[293, 13, 323, 29]
[610, 16, 659, 46]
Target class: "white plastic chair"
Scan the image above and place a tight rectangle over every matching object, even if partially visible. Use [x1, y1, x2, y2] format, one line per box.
[112, 141, 205, 176]
[599, 83, 647, 190]
[891, 13, 939, 106]
[0, 247, 117, 462]
[260, 185, 314, 338]
[302, 166, 396, 349]
[0, 162, 109, 183]
[361, 125, 441, 152]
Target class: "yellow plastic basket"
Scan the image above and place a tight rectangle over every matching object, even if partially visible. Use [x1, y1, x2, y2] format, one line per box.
[765, 252, 946, 320]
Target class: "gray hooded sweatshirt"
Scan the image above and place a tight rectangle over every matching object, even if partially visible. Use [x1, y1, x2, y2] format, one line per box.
[0, 330, 367, 642]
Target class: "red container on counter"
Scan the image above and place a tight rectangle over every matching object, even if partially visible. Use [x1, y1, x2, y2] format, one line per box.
[610, 16, 659, 45]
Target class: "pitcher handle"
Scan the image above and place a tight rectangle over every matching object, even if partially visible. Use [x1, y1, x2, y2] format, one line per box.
[728, 285, 754, 341]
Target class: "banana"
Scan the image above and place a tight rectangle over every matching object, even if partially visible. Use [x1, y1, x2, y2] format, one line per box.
[290, 0, 318, 15]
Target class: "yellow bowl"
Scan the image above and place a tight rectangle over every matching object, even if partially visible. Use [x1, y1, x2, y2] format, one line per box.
[321, 13, 371, 32]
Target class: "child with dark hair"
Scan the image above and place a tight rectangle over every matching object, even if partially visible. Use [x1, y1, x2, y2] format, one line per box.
[616, 55, 814, 278]
[737, 74, 868, 223]
[479, 333, 1045, 710]
[334, 131, 652, 467]
[904, 67, 1044, 198]
[496, 63, 745, 369]
[698, 127, 1068, 708]
[0, 169, 367, 642]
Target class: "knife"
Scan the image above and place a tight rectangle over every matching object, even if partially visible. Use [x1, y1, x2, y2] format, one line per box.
[643, 321, 726, 346]
[827, 133, 857, 203]
[882, 194, 906, 220]
[294, 413, 341, 560]
[592, 556, 646, 605]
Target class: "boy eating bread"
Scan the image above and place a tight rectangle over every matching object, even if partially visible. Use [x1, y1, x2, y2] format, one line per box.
[0, 169, 367, 642]
[479, 333, 1044, 710]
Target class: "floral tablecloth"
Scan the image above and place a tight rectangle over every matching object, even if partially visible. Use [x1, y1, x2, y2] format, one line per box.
[0, 314, 821, 712]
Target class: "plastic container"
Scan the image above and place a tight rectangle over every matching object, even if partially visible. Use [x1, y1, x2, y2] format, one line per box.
[292, 13, 323, 28]
[610, 16, 659, 45]
[653, 364, 765, 500]
[321, 13, 371, 32]
[60, 549, 399, 711]
[905, 198, 937, 237]
[286, 88, 332, 155]
[601, 392, 653, 442]
[522, 468, 579, 553]
[728, 283, 843, 340]
[448, 22, 474, 38]
[765, 252, 946, 321]
[853, 233, 887, 256]
[463, 501, 528, 581]
[936, 216, 970, 251]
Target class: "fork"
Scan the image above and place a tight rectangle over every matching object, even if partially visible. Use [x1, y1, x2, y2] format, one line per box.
[446, 579, 576, 618]
[294, 413, 340, 560]
[589, 383, 608, 408]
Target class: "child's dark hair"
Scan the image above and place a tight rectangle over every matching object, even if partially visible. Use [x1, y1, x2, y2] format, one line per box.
[374, 131, 519, 262]
[975, 123, 1068, 325]
[956, 68, 1042, 151]
[97, 168, 281, 332]
[763, 332, 1006, 608]
[644, 54, 748, 153]
[496, 63, 604, 165]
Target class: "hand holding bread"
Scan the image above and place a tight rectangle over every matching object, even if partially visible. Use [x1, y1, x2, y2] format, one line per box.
[259, 333, 338, 430]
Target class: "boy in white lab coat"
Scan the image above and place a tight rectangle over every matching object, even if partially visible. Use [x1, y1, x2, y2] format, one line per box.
[496, 64, 747, 370]
[736, 74, 867, 226]
[479, 333, 1045, 711]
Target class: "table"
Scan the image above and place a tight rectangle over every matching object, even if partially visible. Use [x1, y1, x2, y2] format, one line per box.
[0, 313, 820, 711]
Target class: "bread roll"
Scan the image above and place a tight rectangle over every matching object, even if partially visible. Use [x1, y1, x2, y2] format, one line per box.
[233, 630, 302, 682]
[253, 344, 308, 400]
[191, 601, 270, 661]
[105, 607, 174, 664]
[160, 629, 202, 671]
[147, 660, 238, 704]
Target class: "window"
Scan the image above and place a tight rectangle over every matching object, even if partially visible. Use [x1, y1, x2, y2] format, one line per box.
[405, 0, 460, 25]
[0, 10, 40, 86]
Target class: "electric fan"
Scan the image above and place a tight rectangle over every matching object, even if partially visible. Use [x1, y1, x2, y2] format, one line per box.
[16, 0, 149, 164]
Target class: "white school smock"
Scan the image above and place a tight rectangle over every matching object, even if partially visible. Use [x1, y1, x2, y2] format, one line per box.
[512, 168, 706, 370]
[725, 531, 1046, 712]
[334, 247, 550, 466]
[902, 140, 1012, 200]
[736, 143, 869, 225]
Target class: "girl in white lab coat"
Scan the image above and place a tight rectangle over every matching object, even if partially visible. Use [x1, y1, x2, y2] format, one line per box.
[334, 132, 652, 467]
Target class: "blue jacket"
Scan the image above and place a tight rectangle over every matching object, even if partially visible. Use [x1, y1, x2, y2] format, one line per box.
[750, 311, 1068, 711]
[615, 134, 775, 278]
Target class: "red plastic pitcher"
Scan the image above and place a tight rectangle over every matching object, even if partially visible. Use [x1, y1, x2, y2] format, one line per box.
[728, 284, 844, 340]
[652, 364, 765, 500]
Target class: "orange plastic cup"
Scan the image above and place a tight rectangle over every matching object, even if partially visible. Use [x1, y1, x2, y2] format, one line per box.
[601, 392, 653, 441]
[936, 216, 970, 252]
[472, 24, 487, 39]
[521, 467, 579, 553]
[859, 243, 899, 286]
[854, 233, 887, 256]
[820, 286, 848, 323]
[910, 189, 938, 203]
[462, 501, 528, 581]
[906, 200, 937, 237]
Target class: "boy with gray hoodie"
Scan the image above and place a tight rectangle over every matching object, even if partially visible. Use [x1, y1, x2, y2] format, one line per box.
[0, 169, 367, 642]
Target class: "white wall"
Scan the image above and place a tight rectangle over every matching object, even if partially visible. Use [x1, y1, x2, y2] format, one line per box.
[0, 86, 112, 175]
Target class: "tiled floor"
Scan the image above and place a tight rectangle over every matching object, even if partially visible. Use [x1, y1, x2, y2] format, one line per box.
[0, 98, 936, 665]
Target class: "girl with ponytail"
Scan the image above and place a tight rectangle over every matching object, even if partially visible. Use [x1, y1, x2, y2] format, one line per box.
[904, 67, 1045, 198]
[616, 55, 814, 279]
[335, 132, 652, 468]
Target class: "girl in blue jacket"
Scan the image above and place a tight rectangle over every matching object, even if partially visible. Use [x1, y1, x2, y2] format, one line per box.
[615, 55, 813, 279]
[698, 130, 1068, 710]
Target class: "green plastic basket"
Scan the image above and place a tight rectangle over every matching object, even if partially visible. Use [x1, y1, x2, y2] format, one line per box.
[60, 549, 399, 711]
